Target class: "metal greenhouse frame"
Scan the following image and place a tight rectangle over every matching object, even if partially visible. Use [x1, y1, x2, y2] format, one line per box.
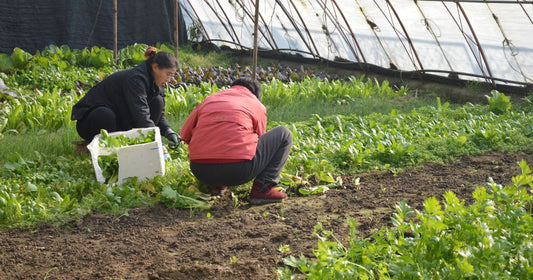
[178, 0, 533, 93]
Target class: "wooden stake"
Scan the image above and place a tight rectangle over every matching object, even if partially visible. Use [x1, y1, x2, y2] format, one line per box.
[113, 0, 118, 62]
[252, 0, 259, 80]
[174, 0, 180, 67]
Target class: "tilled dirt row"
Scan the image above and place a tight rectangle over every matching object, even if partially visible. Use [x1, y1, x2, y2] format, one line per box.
[1, 151, 531, 279]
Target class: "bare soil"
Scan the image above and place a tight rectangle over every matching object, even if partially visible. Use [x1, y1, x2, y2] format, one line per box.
[1, 151, 532, 279]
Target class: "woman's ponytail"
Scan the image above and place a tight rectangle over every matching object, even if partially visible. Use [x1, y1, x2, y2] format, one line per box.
[144, 46, 158, 60]
[144, 46, 178, 70]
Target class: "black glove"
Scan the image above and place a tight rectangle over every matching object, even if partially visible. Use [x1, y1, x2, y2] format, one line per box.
[166, 131, 180, 149]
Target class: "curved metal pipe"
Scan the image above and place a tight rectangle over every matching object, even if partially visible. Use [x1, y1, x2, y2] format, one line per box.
[457, 2, 495, 87]
[486, 2, 531, 83]
[355, 0, 396, 68]
[232, 0, 277, 50]
[414, 1, 456, 73]
[443, 1, 496, 87]
[441, 2, 487, 80]
[246, 0, 279, 50]
[386, 0, 424, 71]
[372, 0, 422, 74]
[214, 0, 243, 47]
[274, 0, 319, 58]
[202, 0, 239, 46]
[331, 0, 367, 65]
[516, 0, 533, 24]
[287, 0, 320, 55]
[184, 0, 211, 41]
[316, 0, 367, 70]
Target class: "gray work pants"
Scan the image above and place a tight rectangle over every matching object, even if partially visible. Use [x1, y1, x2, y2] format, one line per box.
[189, 126, 293, 187]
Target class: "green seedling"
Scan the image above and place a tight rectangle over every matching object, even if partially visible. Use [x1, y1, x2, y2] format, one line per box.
[278, 244, 291, 253]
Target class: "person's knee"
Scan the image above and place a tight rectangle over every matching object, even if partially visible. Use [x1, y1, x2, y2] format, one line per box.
[276, 126, 293, 145]
[77, 106, 116, 140]
[91, 107, 116, 123]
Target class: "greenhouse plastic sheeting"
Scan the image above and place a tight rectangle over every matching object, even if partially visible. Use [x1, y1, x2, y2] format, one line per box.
[181, 0, 533, 89]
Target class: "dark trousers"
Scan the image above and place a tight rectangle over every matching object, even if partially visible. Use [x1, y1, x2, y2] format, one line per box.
[76, 96, 164, 141]
[190, 126, 293, 187]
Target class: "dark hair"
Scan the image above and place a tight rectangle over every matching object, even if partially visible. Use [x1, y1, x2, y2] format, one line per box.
[144, 46, 178, 69]
[231, 77, 262, 100]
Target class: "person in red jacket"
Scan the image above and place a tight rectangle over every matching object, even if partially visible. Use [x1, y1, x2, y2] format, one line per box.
[180, 78, 293, 204]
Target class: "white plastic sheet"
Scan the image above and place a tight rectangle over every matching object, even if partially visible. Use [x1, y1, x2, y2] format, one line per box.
[180, 0, 533, 88]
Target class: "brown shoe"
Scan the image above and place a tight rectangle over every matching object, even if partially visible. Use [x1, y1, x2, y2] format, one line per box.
[248, 181, 287, 205]
[72, 140, 89, 155]
[209, 186, 228, 196]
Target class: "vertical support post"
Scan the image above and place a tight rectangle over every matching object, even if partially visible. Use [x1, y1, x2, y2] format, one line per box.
[252, 0, 259, 80]
[113, 0, 118, 62]
[174, 0, 180, 67]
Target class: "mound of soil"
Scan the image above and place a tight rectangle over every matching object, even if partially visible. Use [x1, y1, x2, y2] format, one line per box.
[1, 151, 532, 279]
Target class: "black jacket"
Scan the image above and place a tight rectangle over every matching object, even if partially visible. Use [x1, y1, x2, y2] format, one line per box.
[71, 61, 170, 132]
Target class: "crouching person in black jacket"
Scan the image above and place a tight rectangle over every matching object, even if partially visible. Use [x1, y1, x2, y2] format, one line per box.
[71, 46, 180, 147]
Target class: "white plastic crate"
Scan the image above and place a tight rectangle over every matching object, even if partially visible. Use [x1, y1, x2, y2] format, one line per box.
[87, 127, 165, 185]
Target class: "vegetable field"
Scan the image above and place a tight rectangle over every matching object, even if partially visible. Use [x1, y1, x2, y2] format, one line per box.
[1, 44, 533, 279]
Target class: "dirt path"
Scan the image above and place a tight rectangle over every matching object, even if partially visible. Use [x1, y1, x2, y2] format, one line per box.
[1, 151, 532, 279]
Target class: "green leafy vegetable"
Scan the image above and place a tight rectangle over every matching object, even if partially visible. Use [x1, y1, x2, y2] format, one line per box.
[96, 129, 156, 183]
[98, 129, 156, 148]
[158, 185, 210, 209]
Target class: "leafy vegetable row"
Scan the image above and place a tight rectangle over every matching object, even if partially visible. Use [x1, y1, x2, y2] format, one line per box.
[279, 160, 533, 279]
[2, 43, 533, 236]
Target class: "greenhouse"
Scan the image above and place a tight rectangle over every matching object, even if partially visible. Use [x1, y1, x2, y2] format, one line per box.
[182, 0, 533, 92]
[1, 1, 533, 279]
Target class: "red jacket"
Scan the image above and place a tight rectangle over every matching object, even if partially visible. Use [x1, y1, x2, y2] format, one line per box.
[180, 85, 267, 162]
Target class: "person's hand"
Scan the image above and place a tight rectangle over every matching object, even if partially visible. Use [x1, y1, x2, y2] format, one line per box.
[166, 131, 180, 149]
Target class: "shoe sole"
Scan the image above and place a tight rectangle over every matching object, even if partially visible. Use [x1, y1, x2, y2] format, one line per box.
[248, 197, 286, 205]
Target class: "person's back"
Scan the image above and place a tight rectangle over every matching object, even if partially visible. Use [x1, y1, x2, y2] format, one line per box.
[72, 63, 152, 130]
[184, 85, 266, 162]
